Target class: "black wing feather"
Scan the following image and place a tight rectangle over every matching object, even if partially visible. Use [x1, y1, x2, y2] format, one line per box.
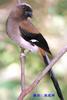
[19, 26, 51, 54]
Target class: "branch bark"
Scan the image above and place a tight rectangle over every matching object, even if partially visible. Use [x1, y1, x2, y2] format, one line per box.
[20, 49, 26, 91]
[18, 46, 67, 100]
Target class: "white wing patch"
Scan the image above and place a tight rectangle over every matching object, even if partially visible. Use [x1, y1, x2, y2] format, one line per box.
[30, 39, 38, 42]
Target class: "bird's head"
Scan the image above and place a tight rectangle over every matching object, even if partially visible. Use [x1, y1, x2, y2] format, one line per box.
[11, 3, 32, 20]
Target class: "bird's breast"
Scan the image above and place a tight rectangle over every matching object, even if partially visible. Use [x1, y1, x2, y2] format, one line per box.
[6, 17, 21, 39]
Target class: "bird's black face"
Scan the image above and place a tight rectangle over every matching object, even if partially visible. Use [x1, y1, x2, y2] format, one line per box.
[19, 4, 32, 19]
[23, 5, 32, 18]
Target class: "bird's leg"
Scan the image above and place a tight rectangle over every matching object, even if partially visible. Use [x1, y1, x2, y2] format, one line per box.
[20, 48, 26, 91]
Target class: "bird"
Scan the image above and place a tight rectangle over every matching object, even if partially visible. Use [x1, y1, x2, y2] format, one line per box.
[6, 3, 64, 100]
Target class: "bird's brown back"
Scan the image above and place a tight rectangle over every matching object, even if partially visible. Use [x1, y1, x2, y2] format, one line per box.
[19, 19, 39, 34]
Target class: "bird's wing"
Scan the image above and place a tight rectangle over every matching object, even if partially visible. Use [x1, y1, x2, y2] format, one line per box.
[19, 19, 51, 54]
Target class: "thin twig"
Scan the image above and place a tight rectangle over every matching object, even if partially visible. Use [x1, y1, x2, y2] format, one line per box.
[18, 46, 67, 100]
[20, 49, 25, 91]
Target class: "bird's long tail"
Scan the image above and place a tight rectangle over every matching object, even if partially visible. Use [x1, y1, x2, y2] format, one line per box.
[43, 54, 64, 100]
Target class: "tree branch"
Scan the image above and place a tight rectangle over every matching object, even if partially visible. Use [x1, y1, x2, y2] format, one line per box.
[18, 46, 67, 100]
[20, 49, 26, 91]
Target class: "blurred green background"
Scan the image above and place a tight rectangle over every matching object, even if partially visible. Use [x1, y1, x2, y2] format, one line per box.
[0, 0, 67, 100]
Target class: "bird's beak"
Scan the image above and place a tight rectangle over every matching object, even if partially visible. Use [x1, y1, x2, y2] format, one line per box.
[25, 11, 32, 18]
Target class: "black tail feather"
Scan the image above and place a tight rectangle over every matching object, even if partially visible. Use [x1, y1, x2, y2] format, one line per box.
[43, 55, 64, 100]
